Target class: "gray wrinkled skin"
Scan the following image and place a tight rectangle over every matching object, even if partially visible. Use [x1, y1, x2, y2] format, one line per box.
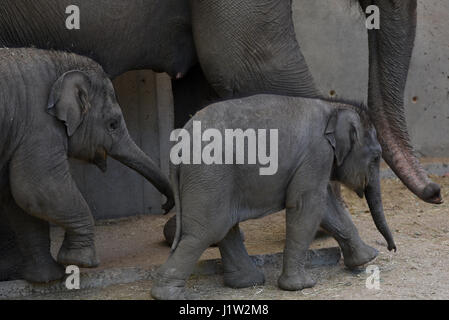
[0, 0, 433, 283]
[0, 0, 196, 79]
[0, 48, 173, 283]
[190, 0, 441, 205]
[0, 0, 438, 202]
[152, 95, 392, 300]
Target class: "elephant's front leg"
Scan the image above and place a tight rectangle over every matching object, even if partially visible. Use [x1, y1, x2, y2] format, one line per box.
[9, 146, 98, 268]
[278, 189, 326, 291]
[321, 184, 378, 268]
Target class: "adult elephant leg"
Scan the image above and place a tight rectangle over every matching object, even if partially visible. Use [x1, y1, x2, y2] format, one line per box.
[0, 189, 64, 283]
[166, 65, 219, 244]
[0, 213, 23, 281]
[359, 0, 441, 204]
[321, 185, 378, 268]
[218, 224, 265, 288]
[190, 0, 320, 98]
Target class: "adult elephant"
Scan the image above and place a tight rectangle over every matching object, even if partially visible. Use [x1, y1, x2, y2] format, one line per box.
[186, 0, 442, 204]
[0, 0, 442, 281]
[0, 0, 440, 203]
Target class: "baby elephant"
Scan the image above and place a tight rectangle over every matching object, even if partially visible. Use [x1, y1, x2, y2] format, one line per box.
[0, 48, 174, 282]
[152, 95, 395, 299]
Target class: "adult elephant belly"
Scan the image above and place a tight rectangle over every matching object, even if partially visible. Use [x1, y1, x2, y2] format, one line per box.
[0, 0, 197, 79]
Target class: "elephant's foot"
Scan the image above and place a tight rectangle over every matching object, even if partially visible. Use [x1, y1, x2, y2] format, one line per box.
[21, 257, 65, 283]
[0, 248, 23, 281]
[224, 267, 265, 288]
[278, 270, 316, 291]
[57, 245, 99, 268]
[151, 277, 186, 300]
[342, 242, 378, 269]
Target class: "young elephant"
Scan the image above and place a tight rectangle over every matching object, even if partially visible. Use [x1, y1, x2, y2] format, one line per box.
[0, 48, 174, 282]
[152, 95, 396, 299]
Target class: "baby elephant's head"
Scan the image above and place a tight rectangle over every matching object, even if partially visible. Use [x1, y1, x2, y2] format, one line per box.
[325, 106, 396, 252]
[47, 69, 174, 213]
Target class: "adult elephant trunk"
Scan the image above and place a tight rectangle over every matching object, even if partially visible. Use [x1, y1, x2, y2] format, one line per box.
[360, 0, 442, 204]
[365, 167, 396, 252]
[108, 133, 175, 213]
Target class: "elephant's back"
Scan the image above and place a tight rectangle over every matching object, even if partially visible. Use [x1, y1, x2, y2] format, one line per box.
[187, 94, 332, 133]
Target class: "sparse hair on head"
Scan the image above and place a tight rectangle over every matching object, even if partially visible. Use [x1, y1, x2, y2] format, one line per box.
[322, 96, 372, 129]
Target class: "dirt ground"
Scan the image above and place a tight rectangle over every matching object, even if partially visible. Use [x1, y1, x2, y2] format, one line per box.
[34, 175, 449, 299]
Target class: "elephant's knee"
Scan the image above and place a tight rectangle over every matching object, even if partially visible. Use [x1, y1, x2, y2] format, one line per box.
[11, 187, 44, 218]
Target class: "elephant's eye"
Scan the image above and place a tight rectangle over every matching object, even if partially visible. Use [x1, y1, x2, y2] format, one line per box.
[108, 119, 119, 132]
[372, 155, 381, 164]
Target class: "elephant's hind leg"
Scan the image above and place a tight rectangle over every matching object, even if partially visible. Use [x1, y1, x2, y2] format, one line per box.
[218, 224, 265, 288]
[1, 189, 64, 283]
[0, 215, 22, 281]
[152, 203, 232, 299]
[152, 235, 211, 300]
[9, 146, 98, 268]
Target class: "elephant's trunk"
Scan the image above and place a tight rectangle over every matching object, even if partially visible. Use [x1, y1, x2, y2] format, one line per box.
[108, 133, 175, 214]
[373, 118, 442, 205]
[364, 168, 396, 252]
[363, 0, 442, 205]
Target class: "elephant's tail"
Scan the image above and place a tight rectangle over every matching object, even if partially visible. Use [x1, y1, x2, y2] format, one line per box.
[170, 163, 182, 252]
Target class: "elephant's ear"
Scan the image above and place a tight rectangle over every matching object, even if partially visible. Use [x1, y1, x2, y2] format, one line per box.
[326, 109, 363, 166]
[47, 70, 91, 137]
[325, 110, 338, 152]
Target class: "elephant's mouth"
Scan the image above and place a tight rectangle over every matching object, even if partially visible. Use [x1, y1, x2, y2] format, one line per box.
[93, 148, 108, 172]
[356, 188, 364, 199]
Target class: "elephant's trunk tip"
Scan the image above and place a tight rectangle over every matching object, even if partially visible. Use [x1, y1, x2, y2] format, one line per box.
[420, 182, 443, 204]
[387, 241, 397, 253]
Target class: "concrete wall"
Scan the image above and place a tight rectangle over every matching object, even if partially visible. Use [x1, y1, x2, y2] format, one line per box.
[292, 0, 449, 157]
[70, 71, 173, 220]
